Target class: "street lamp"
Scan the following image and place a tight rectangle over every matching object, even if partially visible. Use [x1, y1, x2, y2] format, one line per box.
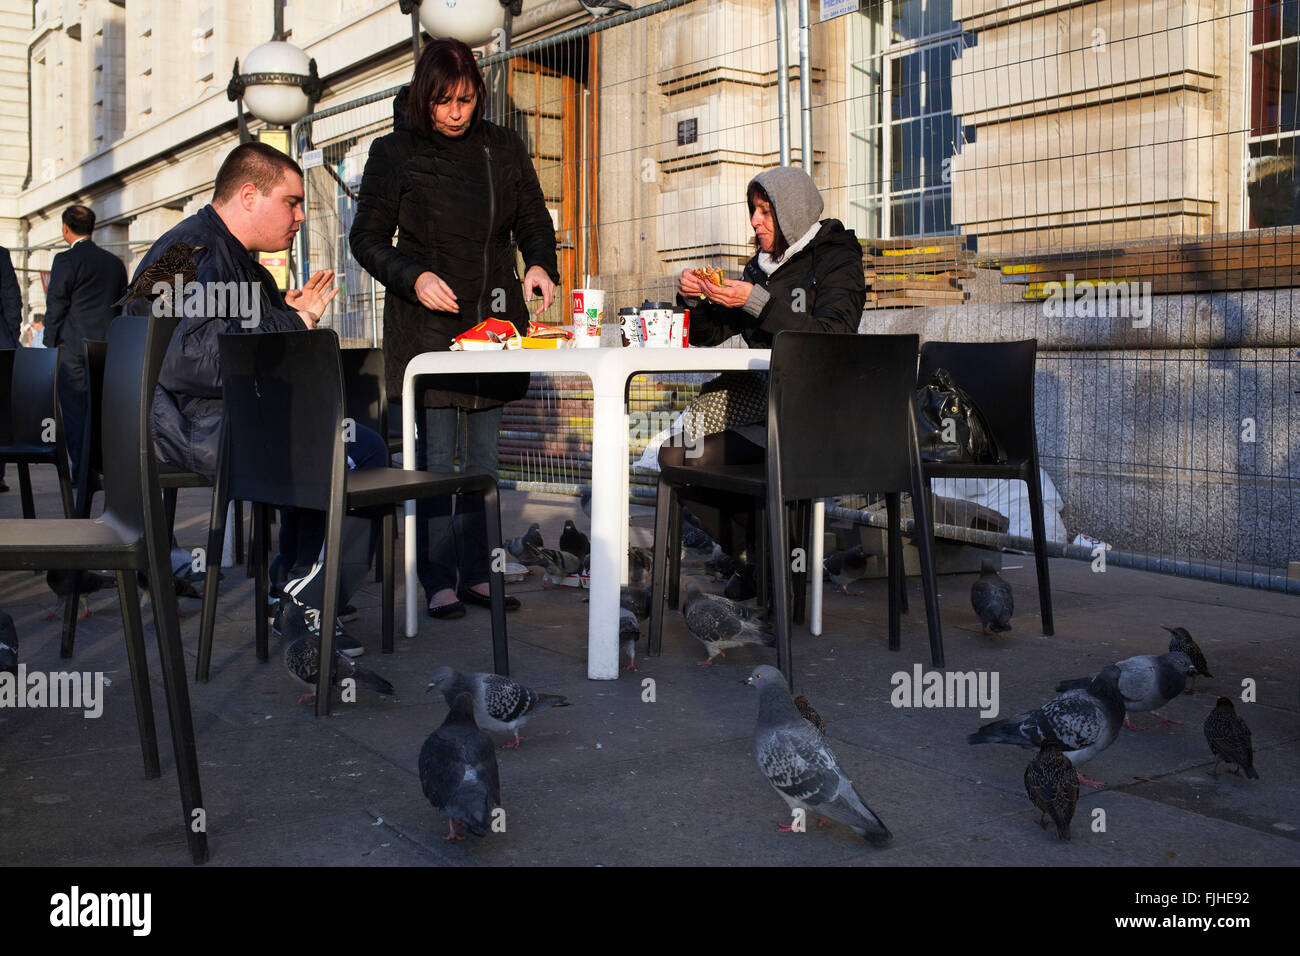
[397, 0, 521, 55]
[227, 4, 324, 144]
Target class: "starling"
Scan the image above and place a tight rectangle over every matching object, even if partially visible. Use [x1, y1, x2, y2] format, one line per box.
[1203, 697, 1259, 779]
[1163, 625, 1211, 691]
[115, 241, 204, 308]
[794, 694, 827, 734]
[1024, 737, 1079, 841]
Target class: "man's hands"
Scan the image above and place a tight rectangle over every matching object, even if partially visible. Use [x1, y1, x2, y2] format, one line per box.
[286, 269, 338, 329]
[415, 271, 459, 313]
[678, 268, 705, 298]
[523, 265, 556, 316]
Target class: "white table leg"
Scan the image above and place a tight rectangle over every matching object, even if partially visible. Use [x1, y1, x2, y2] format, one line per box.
[404, 379, 418, 638]
[619, 405, 630, 587]
[587, 385, 623, 679]
[810, 499, 824, 636]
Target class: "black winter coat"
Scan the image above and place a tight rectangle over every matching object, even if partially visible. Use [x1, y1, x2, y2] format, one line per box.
[349, 90, 559, 407]
[682, 219, 866, 347]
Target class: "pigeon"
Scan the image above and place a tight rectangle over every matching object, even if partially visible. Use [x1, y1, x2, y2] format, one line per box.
[1203, 697, 1258, 779]
[682, 582, 776, 664]
[1023, 738, 1078, 841]
[703, 550, 739, 581]
[535, 547, 583, 586]
[560, 519, 590, 559]
[745, 665, 891, 845]
[578, 0, 632, 19]
[627, 546, 654, 587]
[824, 545, 869, 596]
[505, 522, 545, 566]
[418, 691, 501, 840]
[0, 611, 16, 675]
[1163, 625, 1212, 691]
[970, 559, 1013, 634]
[427, 666, 570, 749]
[968, 664, 1125, 787]
[281, 603, 394, 704]
[1055, 652, 1192, 730]
[115, 241, 204, 308]
[794, 694, 826, 735]
[619, 607, 641, 671]
[43, 569, 115, 621]
[680, 521, 721, 561]
[621, 586, 651, 621]
[723, 563, 758, 602]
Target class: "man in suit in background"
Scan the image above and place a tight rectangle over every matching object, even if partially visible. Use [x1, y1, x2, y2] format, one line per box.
[44, 205, 128, 478]
[0, 244, 24, 491]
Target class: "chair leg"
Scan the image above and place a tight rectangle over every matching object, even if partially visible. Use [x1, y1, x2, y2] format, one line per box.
[755, 502, 770, 612]
[482, 484, 509, 676]
[886, 492, 902, 652]
[55, 456, 75, 519]
[1024, 465, 1055, 636]
[381, 506, 395, 654]
[59, 577, 80, 659]
[910, 479, 945, 668]
[315, 497, 346, 718]
[196, 486, 229, 683]
[792, 500, 809, 627]
[253, 503, 269, 663]
[17, 463, 33, 518]
[667, 495, 682, 610]
[767, 489, 793, 689]
[117, 570, 160, 779]
[648, 476, 673, 657]
[163, 487, 179, 538]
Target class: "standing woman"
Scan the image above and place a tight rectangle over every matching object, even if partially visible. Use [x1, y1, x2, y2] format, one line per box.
[351, 39, 558, 619]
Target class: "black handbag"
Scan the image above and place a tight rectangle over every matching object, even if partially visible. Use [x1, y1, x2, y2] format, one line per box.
[914, 368, 1007, 464]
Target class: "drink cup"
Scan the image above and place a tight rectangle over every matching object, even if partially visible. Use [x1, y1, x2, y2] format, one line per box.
[619, 307, 643, 347]
[571, 289, 604, 349]
[640, 301, 674, 347]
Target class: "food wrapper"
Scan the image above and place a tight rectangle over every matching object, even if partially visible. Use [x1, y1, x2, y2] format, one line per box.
[512, 321, 572, 349]
[450, 318, 520, 351]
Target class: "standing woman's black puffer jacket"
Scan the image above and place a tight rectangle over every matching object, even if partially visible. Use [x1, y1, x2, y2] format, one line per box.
[349, 88, 560, 408]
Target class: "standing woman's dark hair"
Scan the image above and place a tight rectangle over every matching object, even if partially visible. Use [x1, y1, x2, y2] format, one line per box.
[746, 182, 789, 260]
[404, 39, 488, 135]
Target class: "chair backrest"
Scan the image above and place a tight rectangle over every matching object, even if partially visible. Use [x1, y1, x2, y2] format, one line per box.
[98, 314, 176, 542]
[0, 349, 13, 446]
[81, 340, 109, 485]
[217, 329, 346, 512]
[767, 332, 920, 500]
[339, 347, 388, 439]
[9, 346, 63, 447]
[916, 339, 1037, 463]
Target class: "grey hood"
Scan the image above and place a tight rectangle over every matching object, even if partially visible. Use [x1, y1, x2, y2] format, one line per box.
[749, 166, 824, 246]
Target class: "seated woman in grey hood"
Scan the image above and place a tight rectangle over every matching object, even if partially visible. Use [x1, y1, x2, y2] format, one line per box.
[662, 166, 867, 596]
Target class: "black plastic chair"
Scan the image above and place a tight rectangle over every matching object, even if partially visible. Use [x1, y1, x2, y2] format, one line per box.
[0, 347, 75, 519]
[0, 313, 208, 864]
[0, 350, 13, 477]
[917, 339, 1054, 636]
[195, 329, 510, 717]
[648, 332, 945, 686]
[341, 348, 394, 584]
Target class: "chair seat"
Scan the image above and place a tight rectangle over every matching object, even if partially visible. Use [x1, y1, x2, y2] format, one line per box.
[922, 457, 1031, 480]
[344, 466, 496, 509]
[0, 442, 58, 461]
[658, 462, 767, 495]
[158, 465, 212, 489]
[0, 519, 143, 570]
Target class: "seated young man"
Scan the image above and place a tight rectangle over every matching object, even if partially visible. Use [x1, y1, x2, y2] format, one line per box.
[136, 141, 382, 656]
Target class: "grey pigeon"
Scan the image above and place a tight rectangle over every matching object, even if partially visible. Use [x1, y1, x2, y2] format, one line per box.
[703, 550, 739, 581]
[418, 691, 501, 840]
[745, 665, 891, 845]
[970, 559, 1013, 633]
[0, 611, 16, 675]
[578, 0, 632, 18]
[1163, 625, 1212, 691]
[427, 666, 570, 749]
[627, 546, 654, 587]
[535, 547, 583, 586]
[824, 545, 869, 596]
[619, 607, 641, 672]
[621, 586, 651, 621]
[680, 521, 721, 561]
[1055, 652, 1192, 730]
[281, 603, 394, 703]
[968, 664, 1126, 787]
[560, 520, 590, 559]
[1203, 697, 1258, 779]
[682, 582, 776, 664]
[44, 569, 114, 621]
[505, 522, 545, 567]
[1024, 737, 1078, 841]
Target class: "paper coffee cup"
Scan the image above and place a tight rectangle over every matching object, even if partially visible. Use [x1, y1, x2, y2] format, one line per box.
[571, 289, 604, 349]
[640, 301, 673, 347]
[619, 307, 643, 347]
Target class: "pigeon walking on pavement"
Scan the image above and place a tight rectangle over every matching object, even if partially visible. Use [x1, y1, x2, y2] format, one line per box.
[427, 666, 570, 749]
[535, 547, 584, 587]
[505, 522, 545, 567]
[682, 582, 776, 664]
[418, 691, 501, 840]
[619, 607, 642, 672]
[970, 559, 1013, 634]
[745, 665, 892, 845]
[824, 545, 869, 596]
[1055, 652, 1192, 730]
[559, 519, 590, 559]
[1024, 737, 1079, 841]
[968, 664, 1126, 788]
[1203, 697, 1259, 779]
[1163, 625, 1212, 691]
[0, 611, 17, 675]
[44, 569, 114, 621]
[281, 603, 394, 705]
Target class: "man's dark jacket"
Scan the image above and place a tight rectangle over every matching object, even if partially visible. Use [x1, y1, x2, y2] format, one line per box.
[44, 237, 128, 359]
[140, 204, 306, 478]
[0, 246, 24, 349]
[349, 87, 559, 407]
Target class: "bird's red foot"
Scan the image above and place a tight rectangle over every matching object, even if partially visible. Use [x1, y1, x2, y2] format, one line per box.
[777, 824, 799, 832]
[817, 817, 830, 828]
[502, 734, 522, 750]
[1076, 771, 1106, 788]
[1153, 711, 1183, 727]
[40, 611, 58, 621]
[297, 693, 316, 706]
[1124, 717, 1145, 731]
[621, 662, 638, 672]
[443, 821, 465, 841]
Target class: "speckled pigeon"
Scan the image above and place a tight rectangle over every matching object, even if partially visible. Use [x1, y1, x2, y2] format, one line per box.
[970, 559, 1013, 634]
[682, 582, 776, 664]
[427, 666, 570, 749]
[505, 522, 545, 566]
[281, 602, 394, 704]
[1055, 652, 1192, 730]
[620, 607, 641, 672]
[1024, 737, 1078, 841]
[418, 691, 501, 840]
[968, 664, 1125, 787]
[1163, 625, 1212, 691]
[0, 611, 16, 675]
[535, 547, 583, 586]
[824, 545, 869, 596]
[745, 665, 891, 846]
[1203, 697, 1258, 779]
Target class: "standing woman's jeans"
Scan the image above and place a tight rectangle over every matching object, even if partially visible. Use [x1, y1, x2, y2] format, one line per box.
[416, 405, 503, 602]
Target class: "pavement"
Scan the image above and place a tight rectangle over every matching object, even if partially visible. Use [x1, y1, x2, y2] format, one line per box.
[1, 472, 1297, 868]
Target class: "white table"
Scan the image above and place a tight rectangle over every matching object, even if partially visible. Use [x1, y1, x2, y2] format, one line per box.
[402, 346, 772, 679]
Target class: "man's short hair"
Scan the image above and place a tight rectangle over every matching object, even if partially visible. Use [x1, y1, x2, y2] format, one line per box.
[62, 205, 95, 236]
[213, 142, 303, 204]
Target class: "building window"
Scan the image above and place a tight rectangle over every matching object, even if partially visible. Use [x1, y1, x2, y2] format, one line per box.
[848, 0, 974, 239]
[1247, 0, 1300, 226]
